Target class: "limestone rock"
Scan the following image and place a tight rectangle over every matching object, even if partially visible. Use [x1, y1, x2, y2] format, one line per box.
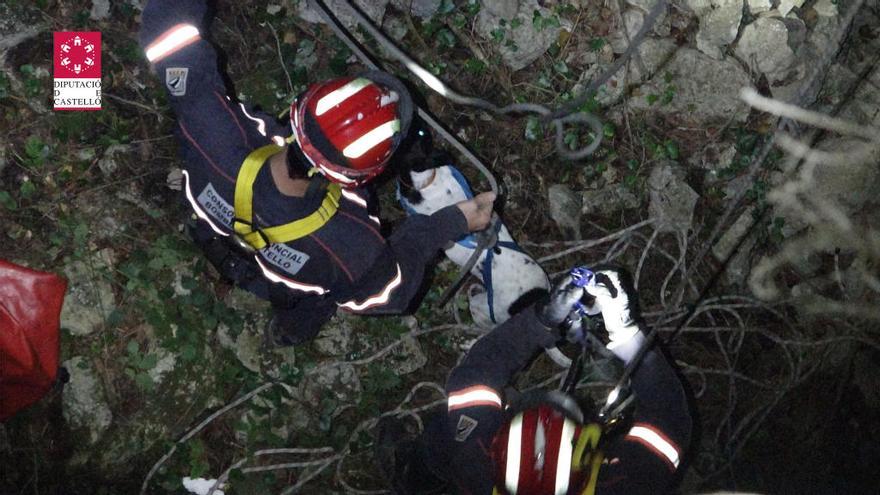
[648, 162, 699, 232]
[300, 363, 361, 405]
[313, 317, 353, 356]
[97, 144, 130, 177]
[777, 0, 806, 17]
[623, 0, 672, 37]
[60, 249, 117, 336]
[631, 48, 752, 124]
[62, 357, 113, 444]
[582, 185, 641, 216]
[813, 0, 837, 17]
[166, 168, 183, 191]
[482, 0, 519, 20]
[629, 37, 677, 82]
[746, 0, 771, 14]
[387, 336, 427, 375]
[217, 322, 263, 373]
[736, 17, 798, 83]
[689, 142, 737, 172]
[609, 9, 645, 54]
[382, 15, 409, 42]
[390, 0, 441, 19]
[90, 0, 111, 20]
[695, 0, 743, 60]
[292, 0, 388, 28]
[548, 184, 583, 239]
[475, 0, 567, 71]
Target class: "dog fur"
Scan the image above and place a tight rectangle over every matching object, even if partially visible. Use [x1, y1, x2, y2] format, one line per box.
[398, 165, 550, 327]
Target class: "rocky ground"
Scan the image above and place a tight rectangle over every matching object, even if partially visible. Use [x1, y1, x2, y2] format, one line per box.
[2, 0, 880, 494]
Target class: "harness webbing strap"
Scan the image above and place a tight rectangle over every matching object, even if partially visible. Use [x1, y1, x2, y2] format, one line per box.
[572, 423, 604, 495]
[233, 144, 342, 250]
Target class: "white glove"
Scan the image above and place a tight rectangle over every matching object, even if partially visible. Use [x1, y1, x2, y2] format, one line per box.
[582, 268, 645, 363]
[537, 277, 586, 344]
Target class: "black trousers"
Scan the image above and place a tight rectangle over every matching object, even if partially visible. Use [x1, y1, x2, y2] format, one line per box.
[187, 220, 336, 341]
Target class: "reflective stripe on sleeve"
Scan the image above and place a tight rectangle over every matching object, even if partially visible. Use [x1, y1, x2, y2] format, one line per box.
[626, 424, 681, 469]
[254, 256, 327, 295]
[145, 24, 200, 62]
[182, 170, 229, 236]
[239, 103, 267, 136]
[447, 385, 502, 411]
[505, 414, 523, 494]
[337, 263, 402, 311]
[342, 119, 400, 159]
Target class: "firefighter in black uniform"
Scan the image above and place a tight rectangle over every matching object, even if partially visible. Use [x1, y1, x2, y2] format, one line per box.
[139, 1, 495, 345]
[380, 266, 692, 494]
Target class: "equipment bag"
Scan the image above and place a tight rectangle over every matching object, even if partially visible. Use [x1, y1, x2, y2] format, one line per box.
[0, 260, 67, 422]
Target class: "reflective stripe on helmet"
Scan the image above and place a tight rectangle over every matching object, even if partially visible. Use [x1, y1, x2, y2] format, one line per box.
[254, 256, 327, 295]
[182, 170, 229, 236]
[337, 263, 402, 311]
[626, 424, 680, 469]
[340, 189, 367, 208]
[447, 386, 502, 411]
[505, 414, 524, 494]
[554, 418, 576, 495]
[342, 119, 400, 159]
[239, 103, 266, 136]
[314, 78, 370, 116]
[145, 24, 200, 62]
[317, 163, 358, 185]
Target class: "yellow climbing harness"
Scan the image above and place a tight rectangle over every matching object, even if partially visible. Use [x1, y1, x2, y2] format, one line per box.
[572, 423, 605, 495]
[233, 144, 341, 250]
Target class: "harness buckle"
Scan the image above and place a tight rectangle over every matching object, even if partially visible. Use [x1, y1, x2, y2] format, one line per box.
[232, 217, 271, 253]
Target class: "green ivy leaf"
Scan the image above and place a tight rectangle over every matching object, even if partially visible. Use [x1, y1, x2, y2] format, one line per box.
[126, 340, 139, 355]
[664, 140, 680, 159]
[553, 60, 569, 75]
[0, 191, 17, 210]
[19, 180, 36, 199]
[436, 28, 456, 48]
[603, 122, 616, 139]
[524, 117, 542, 141]
[438, 0, 455, 15]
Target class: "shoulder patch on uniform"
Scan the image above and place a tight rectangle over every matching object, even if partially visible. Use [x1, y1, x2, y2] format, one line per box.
[455, 414, 479, 442]
[166, 67, 189, 96]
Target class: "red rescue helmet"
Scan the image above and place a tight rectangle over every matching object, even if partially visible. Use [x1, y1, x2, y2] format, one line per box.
[291, 71, 413, 187]
[491, 392, 598, 495]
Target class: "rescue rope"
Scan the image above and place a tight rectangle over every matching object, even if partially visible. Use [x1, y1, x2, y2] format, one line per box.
[314, 0, 606, 160]
[309, 0, 501, 309]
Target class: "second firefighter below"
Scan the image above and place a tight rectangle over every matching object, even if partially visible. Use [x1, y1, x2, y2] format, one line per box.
[379, 266, 693, 494]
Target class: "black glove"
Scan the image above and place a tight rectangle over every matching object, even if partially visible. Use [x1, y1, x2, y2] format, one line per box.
[536, 277, 586, 343]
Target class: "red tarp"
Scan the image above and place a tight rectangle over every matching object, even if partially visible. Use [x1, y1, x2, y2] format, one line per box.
[0, 259, 67, 422]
